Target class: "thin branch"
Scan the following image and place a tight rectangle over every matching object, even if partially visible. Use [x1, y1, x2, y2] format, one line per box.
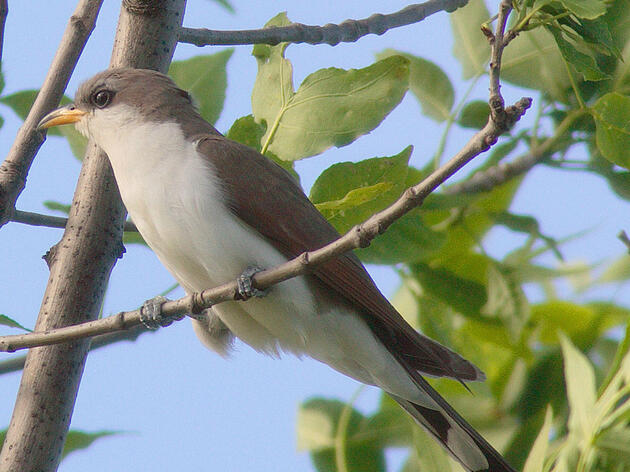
[486, 0, 515, 125]
[11, 209, 139, 232]
[619, 231, 630, 254]
[445, 107, 588, 194]
[0, 324, 151, 375]
[0, 0, 8, 65]
[178, 0, 468, 47]
[0, 0, 103, 228]
[0, 97, 532, 353]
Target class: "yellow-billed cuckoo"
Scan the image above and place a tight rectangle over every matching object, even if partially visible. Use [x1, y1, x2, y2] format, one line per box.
[38, 68, 515, 472]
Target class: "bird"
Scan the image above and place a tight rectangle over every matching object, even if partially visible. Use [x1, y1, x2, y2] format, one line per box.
[38, 68, 516, 472]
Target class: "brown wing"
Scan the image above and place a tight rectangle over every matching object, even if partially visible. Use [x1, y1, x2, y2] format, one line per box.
[196, 135, 483, 382]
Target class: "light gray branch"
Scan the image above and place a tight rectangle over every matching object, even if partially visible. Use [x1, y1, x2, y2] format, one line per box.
[178, 0, 468, 47]
[0, 324, 151, 375]
[0, 0, 102, 229]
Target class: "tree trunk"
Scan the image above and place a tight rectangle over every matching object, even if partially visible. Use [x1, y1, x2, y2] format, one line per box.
[0, 1, 186, 471]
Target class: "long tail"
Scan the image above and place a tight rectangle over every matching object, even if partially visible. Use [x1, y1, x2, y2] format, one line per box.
[389, 360, 517, 471]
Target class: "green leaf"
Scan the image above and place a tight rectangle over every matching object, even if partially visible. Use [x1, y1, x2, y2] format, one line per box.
[592, 92, 630, 168]
[0, 314, 31, 332]
[1, 91, 69, 137]
[428, 178, 521, 261]
[62, 430, 120, 459]
[501, 27, 570, 101]
[310, 147, 412, 233]
[613, 41, 630, 94]
[59, 126, 88, 160]
[358, 212, 446, 265]
[549, 27, 609, 81]
[43, 200, 71, 214]
[559, 0, 607, 19]
[482, 263, 529, 338]
[226, 114, 298, 179]
[377, 49, 454, 122]
[493, 211, 562, 260]
[251, 13, 295, 152]
[226, 114, 266, 152]
[169, 49, 234, 125]
[412, 262, 487, 319]
[255, 54, 409, 161]
[310, 147, 444, 264]
[522, 407, 553, 472]
[366, 395, 413, 448]
[297, 398, 386, 472]
[315, 182, 395, 211]
[0, 90, 88, 157]
[208, 0, 234, 13]
[122, 231, 146, 246]
[450, 0, 491, 78]
[1, 90, 40, 119]
[560, 334, 597, 435]
[458, 100, 490, 129]
[531, 301, 618, 349]
[403, 427, 452, 472]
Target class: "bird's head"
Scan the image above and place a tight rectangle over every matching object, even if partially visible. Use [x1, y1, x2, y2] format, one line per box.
[37, 68, 204, 145]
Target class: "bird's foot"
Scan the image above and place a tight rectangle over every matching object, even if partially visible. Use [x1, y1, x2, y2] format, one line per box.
[140, 296, 184, 329]
[237, 266, 268, 300]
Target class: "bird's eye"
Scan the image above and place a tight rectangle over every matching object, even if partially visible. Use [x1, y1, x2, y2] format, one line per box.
[91, 90, 113, 108]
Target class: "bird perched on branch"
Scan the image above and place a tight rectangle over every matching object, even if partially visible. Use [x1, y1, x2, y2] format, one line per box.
[39, 68, 516, 472]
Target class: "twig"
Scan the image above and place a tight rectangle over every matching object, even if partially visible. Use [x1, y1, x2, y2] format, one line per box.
[0, 324, 151, 375]
[0, 0, 104, 228]
[178, 0, 468, 47]
[487, 0, 513, 125]
[619, 231, 630, 254]
[0, 96, 531, 353]
[11, 209, 139, 232]
[0, 0, 8, 65]
[445, 107, 587, 194]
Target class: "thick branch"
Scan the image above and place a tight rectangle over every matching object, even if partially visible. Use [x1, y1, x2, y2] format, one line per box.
[0, 0, 102, 228]
[0, 1, 186, 471]
[0, 97, 531, 352]
[178, 0, 468, 47]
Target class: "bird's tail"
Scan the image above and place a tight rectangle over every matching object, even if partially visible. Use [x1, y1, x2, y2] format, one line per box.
[389, 358, 517, 472]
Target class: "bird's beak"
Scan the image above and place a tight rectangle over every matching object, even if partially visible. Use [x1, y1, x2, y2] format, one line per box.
[37, 105, 86, 130]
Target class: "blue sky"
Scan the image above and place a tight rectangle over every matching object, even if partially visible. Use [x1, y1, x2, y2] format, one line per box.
[1, 1, 628, 471]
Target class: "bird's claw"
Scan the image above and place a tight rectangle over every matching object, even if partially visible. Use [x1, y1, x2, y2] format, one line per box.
[140, 296, 183, 329]
[237, 266, 268, 300]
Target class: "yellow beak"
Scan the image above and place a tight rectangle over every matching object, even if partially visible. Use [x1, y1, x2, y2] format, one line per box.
[37, 105, 87, 130]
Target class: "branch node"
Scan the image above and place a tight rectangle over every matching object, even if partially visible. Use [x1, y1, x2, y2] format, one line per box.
[190, 291, 205, 315]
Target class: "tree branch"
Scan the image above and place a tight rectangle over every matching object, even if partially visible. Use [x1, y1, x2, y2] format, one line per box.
[178, 0, 468, 47]
[0, 0, 103, 228]
[445, 107, 588, 195]
[0, 324, 152, 375]
[0, 0, 8, 65]
[0, 96, 531, 353]
[10, 208, 138, 232]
